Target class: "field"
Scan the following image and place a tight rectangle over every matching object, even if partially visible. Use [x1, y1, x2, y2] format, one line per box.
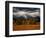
[13, 18, 40, 31]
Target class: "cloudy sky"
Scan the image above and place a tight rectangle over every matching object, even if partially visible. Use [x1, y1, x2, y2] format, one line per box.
[13, 7, 40, 18]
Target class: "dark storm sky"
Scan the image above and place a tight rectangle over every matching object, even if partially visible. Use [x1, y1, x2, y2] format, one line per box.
[13, 7, 40, 13]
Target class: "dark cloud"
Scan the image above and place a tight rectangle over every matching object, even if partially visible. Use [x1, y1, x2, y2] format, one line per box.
[13, 7, 40, 13]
